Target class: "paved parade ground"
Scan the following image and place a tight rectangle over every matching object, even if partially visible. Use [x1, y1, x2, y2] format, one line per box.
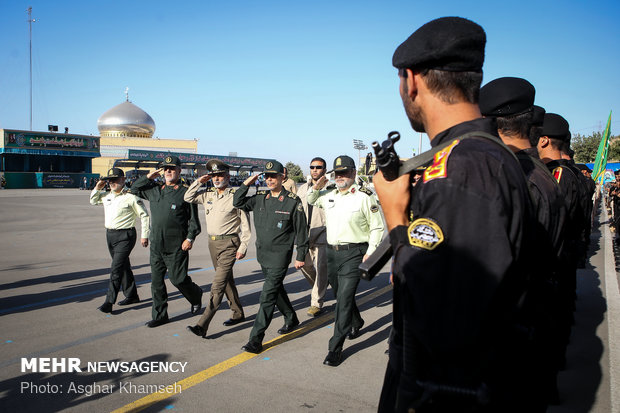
[0, 189, 618, 413]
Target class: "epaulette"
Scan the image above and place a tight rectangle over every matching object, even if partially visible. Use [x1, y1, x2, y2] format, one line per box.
[229, 188, 236, 194]
[287, 192, 298, 200]
[257, 190, 267, 195]
[182, 184, 189, 188]
[205, 187, 216, 192]
[326, 184, 336, 190]
[359, 187, 373, 196]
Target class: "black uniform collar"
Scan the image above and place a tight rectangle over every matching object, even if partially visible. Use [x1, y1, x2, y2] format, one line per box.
[431, 117, 500, 147]
[520, 147, 541, 159]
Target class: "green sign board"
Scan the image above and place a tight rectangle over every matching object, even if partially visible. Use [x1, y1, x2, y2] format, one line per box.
[127, 150, 270, 168]
[2, 129, 100, 154]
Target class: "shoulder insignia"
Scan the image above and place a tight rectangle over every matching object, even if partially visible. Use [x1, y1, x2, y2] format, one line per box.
[287, 192, 297, 199]
[370, 204, 379, 213]
[257, 190, 267, 195]
[278, 195, 284, 202]
[297, 203, 303, 212]
[229, 188, 236, 194]
[351, 187, 356, 194]
[205, 187, 216, 192]
[407, 218, 444, 250]
[552, 167, 563, 183]
[423, 139, 460, 183]
[359, 187, 373, 196]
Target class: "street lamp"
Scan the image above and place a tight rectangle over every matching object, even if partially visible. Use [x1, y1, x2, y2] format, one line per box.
[353, 139, 368, 171]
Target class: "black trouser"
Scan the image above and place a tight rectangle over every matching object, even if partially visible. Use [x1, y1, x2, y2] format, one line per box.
[105, 228, 138, 304]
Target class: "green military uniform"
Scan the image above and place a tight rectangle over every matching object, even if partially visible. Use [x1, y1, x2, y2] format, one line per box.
[131, 157, 202, 322]
[308, 156, 384, 363]
[233, 161, 309, 348]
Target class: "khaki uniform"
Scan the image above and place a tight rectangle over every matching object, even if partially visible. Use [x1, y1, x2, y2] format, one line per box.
[296, 181, 329, 309]
[184, 181, 251, 330]
[308, 183, 384, 353]
[282, 178, 297, 194]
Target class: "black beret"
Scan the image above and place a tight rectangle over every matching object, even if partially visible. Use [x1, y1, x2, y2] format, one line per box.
[479, 77, 535, 117]
[532, 105, 546, 127]
[541, 113, 570, 139]
[393, 17, 486, 72]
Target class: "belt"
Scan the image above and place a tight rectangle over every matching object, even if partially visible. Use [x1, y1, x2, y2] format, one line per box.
[106, 227, 135, 232]
[209, 234, 239, 241]
[327, 242, 368, 251]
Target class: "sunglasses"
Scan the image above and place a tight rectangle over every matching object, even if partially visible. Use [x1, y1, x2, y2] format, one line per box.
[309, 166, 324, 170]
[264, 173, 279, 179]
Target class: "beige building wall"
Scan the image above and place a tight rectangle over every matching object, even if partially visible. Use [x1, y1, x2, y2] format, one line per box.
[92, 136, 198, 176]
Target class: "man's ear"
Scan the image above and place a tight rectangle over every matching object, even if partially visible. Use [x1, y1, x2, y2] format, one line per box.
[539, 136, 550, 148]
[405, 68, 417, 99]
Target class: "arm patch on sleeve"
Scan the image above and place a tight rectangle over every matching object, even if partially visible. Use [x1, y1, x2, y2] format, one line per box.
[552, 167, 563, 183]
[407, 218, 444, 250]
[423, 139, 460, 183]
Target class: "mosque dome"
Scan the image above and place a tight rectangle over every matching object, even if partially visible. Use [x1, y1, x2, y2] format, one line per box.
[97, 100, 156, 138]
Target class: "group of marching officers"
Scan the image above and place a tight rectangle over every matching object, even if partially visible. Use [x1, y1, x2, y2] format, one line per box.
[89, 15, 601, 413]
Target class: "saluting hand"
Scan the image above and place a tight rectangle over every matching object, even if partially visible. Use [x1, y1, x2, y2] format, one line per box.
[197, 175, 211, 184]
[294, 260, 304, 270]
[313, 176, 328, 190]
[95, 179, 106, 190]
[243, 174, 259, 186]
[147, 168, 164, 180]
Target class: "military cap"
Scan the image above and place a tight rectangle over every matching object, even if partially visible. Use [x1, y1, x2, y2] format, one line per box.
[101, 167, 124, 180]
[160, 155, 181, 168]
[541, 113, 570, 139]
[532, 105, 546, 127]
[479, 77, 535, 117]
[576, 164, 592, 173]
[392, 17, 486, 72]
[333, 155, 356, 172]
[205, 159, 230, 174]
[263, 160, 284, 174]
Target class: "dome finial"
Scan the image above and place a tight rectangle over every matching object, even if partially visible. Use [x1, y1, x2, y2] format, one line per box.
[124, 86, 130, 102]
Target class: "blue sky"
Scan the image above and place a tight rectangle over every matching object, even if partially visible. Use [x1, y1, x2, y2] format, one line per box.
[1, 0, 618, 174]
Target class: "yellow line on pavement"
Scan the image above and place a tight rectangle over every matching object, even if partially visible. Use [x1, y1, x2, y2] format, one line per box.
[110, 283, 392, 413]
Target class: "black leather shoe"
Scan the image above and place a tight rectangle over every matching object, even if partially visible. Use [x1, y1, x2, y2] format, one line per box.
[145, 318, 169, 328]
[223, 316, 246, 326]
[98, 302, 113, 313]
[191, 292, 203, 314]
[323, 351, 342, 367]
[241, 341, 262, 354]
[348, 321, 364, 340]
[118, 296, 140, 306]
[187, 325, 206, 338]
[277, 320, 300, 334]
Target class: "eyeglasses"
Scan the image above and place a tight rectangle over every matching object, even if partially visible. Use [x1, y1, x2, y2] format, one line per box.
[309, 166, 324, 170]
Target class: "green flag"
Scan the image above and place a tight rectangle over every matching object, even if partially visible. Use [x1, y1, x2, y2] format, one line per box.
[592, 111, 613, 184]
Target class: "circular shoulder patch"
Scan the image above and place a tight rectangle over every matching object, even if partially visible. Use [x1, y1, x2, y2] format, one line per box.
[407, 218, 444, 250]
[297, 203, 303, 212]
[370, 204, 379, 213]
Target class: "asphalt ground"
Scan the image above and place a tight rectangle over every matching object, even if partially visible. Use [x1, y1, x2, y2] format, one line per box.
[0, 189, 618, 413]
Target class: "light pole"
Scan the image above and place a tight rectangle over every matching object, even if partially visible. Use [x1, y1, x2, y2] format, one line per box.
[353, 139, 368, 172]
[27, 7, 36, 131]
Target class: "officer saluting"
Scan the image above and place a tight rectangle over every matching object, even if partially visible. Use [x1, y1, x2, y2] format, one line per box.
[131, 155, 203, 328]
[233, 160, 308, 354]
[184, 159, 251, 338]
[90, 167, 149, 313]
[309, 155, 384, 367]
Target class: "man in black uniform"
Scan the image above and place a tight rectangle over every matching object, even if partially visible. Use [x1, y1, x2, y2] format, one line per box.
[131, 156, 203, 327]
[373, 17, 540, 412]
[233, 160, 308, 354]
[479, 77, 568, 404]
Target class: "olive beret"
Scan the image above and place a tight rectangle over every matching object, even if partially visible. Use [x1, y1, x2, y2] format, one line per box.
[392, 16, 486, 72]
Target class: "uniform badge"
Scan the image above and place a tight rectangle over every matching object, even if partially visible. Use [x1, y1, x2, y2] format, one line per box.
[351, 187, 356, 193]
[165, 156, 173, 164]
[336, 158, 342, 166]
[297, 203, 303, 212]
[266, 162, 273, 169]
[423, 139, 460, 183]
[552, 167, 563, 183]
[370, 205, 379, 213]
[279, 195, 284, 202]
[407, 218, 444, 250]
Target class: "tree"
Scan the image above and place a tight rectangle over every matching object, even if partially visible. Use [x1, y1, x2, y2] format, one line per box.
[285, 162, 305, 183]
[572, 132, 619, 163]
